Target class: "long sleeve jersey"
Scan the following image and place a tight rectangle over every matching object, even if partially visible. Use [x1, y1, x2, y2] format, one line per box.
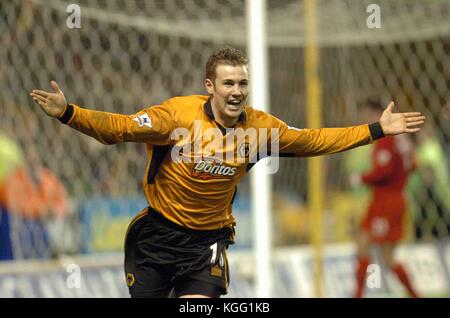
[59, 95, 383, 230]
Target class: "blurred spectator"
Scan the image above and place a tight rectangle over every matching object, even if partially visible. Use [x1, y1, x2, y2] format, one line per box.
[0, 144, 68, 260]
[0, 132, 24, 260]
[0, 133, 23, 182]
[408, 124, 450, 239]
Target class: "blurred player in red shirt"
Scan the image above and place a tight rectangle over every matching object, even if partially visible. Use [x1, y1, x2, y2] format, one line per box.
[352, 99, 419, 298]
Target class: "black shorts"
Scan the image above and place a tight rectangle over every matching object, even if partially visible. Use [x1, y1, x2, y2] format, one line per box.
[124, 207, 235, 298]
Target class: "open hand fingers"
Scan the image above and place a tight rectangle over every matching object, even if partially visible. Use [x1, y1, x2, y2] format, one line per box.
[406, 116, 426, 123]
[405, 114, 426, 128]
[31, 97, 45, 108]
[404, 112, 423, 118]
[30, 92, 47, 104]
[406, 121, 424, 127]
[31, 89, 50, 99]
[386, 101, 395, 112]
[405, 127, 421, 133]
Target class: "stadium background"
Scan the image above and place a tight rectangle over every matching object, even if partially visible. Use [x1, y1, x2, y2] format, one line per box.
[0, 0, 449, 297]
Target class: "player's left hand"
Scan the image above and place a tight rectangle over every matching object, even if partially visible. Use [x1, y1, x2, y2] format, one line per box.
[379, 101, 425, 136]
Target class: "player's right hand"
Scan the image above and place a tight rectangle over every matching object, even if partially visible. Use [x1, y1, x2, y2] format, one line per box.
[30, 81, 67, 118]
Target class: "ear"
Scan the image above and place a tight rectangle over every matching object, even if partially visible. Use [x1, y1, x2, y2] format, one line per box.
[205, 78, 214, 95]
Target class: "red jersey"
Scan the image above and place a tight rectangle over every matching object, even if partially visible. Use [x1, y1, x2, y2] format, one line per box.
[362, 134, 415, 199]
[361, 134, 415, 242]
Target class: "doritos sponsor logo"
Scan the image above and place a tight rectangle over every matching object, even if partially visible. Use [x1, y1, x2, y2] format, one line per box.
[133, 113, 152, 128]
[192, 160, 237, 179]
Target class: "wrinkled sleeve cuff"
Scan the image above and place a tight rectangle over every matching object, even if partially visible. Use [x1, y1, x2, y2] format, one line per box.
[368, 122, 385, 141]
[59, 104, 74, 124]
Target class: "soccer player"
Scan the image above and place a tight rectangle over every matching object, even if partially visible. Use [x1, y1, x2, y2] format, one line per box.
[30, 47, 425, 298]
[352, 99, 420, 298]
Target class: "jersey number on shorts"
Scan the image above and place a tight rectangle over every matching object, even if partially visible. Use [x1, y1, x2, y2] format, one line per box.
[210, 243, 224, 267]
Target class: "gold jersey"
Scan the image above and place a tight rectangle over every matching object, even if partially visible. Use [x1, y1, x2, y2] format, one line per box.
[60, 95, 379, 230]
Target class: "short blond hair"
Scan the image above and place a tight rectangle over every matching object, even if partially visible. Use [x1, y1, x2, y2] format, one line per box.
[205, 46, 248, 82]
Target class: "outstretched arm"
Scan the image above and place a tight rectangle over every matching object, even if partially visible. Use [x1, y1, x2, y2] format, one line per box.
[273, 101, 425, 157]
[30, 81, 173, 145]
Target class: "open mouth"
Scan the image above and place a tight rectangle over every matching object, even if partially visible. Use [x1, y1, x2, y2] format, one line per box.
[227, 100, 242, 107]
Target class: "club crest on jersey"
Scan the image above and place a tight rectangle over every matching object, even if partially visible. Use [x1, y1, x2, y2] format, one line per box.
[133, 113, 152, 128]
[238, 143, 250, 159]
[126, 273, 135, 287]
[192, 160, 237, 179]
